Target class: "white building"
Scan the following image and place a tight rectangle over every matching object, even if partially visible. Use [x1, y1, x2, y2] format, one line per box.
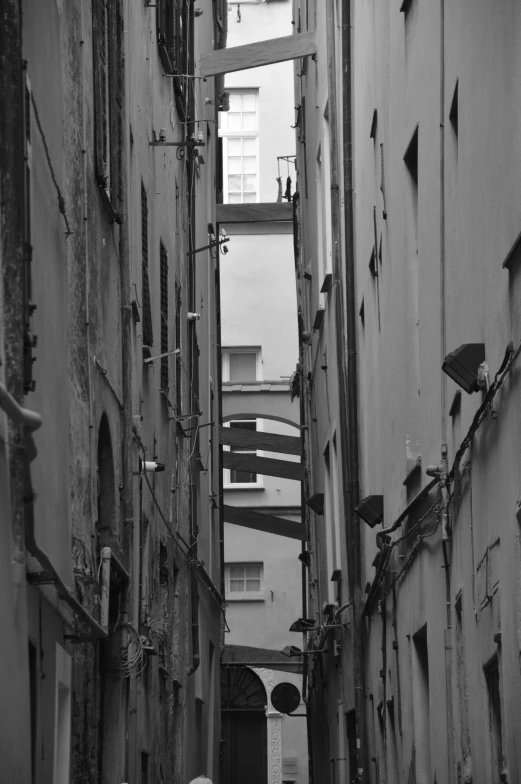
[218, 4, 308, 784]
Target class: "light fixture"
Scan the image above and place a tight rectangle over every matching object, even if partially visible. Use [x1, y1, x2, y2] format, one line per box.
[442, 343, 486, 394]
[289, 618, 317, 633]
[355, 495, 384, 528]
[305, 493, 324, 515]
[139, 458, 165, 473]
[281, 645, 324, 657]
[298, 551, 311, 568]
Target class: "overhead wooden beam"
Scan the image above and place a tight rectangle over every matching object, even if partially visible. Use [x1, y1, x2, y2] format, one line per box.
[223, 452, 302, 482]
[223, 505, 307, 541]
[223, 644, 303, 674]
[219, 425, 301, 456]
[200, 31, 316, 77]
[216, 202, 293, 224]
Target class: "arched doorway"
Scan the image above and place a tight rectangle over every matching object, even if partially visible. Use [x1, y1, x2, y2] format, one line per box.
[220, 667, 268, 784]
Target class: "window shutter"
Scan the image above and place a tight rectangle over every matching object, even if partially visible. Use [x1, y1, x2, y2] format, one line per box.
[112, 0, 125, 212]
[175, 283, 182, 413]
[93, 0, 109, 187]
[160, 242, 169, 391]
[141, 183, 153, 348]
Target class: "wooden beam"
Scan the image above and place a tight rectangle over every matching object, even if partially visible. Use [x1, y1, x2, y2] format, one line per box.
[219, 425, 301, 456]
[216, 202, 293, 224]
[223, 452, 302, 482]
[200, 31, 317, 77]
[223, 644, 303, 674]
[223, 505, 307, 541]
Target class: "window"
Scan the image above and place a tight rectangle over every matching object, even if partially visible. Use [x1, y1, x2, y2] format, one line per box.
[93, 0, 124, 217]
[223, 420, 262, 487]
[219, 91, 259, 203]
[225, 563, 264, 600]
[484, 657, 503, 783]
[53, 645, 72, 784]
[157, 0, 189, 111]
[222, 347, 261, 382]
[160, 241, 169, 391]
[22, 70, 36, 393]
[141, 183, 153, 349]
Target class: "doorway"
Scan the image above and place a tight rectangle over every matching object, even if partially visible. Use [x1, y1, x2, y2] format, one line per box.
[220, 667, 268, 784]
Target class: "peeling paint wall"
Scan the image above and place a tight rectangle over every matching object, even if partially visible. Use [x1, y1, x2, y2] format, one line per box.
[295, 0, 521, 783]
[1, 0, 223, 780]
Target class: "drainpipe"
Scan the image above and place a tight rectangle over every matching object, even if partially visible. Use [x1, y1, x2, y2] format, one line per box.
[340, 1, 368, 781]
[437, 0, 455, 777]
[187, 527, 200, 675]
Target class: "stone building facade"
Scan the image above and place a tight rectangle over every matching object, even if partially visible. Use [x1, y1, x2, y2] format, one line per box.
[0, 0, 226, 781]
[292, 1, 521, 783]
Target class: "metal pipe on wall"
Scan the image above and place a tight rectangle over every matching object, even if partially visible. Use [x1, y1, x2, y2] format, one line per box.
[339, 0, 368, 781]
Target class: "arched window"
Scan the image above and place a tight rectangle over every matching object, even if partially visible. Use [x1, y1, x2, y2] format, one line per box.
[221, 666, 267, 711]
[97, 413, 116, 550]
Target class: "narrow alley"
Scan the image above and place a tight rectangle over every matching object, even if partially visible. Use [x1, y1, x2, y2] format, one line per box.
[2, 1, 521, 784]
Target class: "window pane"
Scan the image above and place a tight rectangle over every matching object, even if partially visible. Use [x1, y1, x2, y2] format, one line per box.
[243, 156, 256, 174]
[228, 113, 241, 130]
[243, 174, 257, 191]
[246, 579, 261, 592]
[242, 93, 256, 112]
[228, 157, 242, 174]
[229, 352, 257, 381]
[228, 175, 242, 192]
[243, 193, 256, 203]
[229, 566, 244, 579]
[230, 469, 257, 483]
[242, 113, 256, 130]
[229, 93, 241, 112]
[230, 580, 244, 592]
[228, 138, 241, 156]
[243, 138, 256, 155]
[230, 420, 257, 431]
[245, 565, 261, 578]
[228, 194, 242, 203]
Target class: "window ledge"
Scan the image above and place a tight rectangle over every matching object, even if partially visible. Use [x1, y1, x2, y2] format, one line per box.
[224, 485, 265, 491]
[226, 596, 265, 603]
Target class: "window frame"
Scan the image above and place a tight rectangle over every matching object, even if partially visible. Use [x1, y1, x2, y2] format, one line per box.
[223, 419, 264, 490]
[219, 89, 260, 204]
[225, 562, 264, 602]
[222, 346, 262, 383]
[92, 0, 124, 221]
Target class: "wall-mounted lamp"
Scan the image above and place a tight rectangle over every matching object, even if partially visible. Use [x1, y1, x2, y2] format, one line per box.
[442, 343, 486, 394]
[194, 8, 203, 16]
[281, 645, 324, 657]
[289, 618, 317, 633]
[139, 458, 165, 473]
[355, 495, 384, 528]
[149, 130, 205, 159]
[298, 551, 311, 568]
[305, 492, 324, 515]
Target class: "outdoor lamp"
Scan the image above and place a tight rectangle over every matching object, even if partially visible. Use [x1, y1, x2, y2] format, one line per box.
[355, 495, 384, 528]
[289, 618, 317, 633]
[442, 343, 486, 394]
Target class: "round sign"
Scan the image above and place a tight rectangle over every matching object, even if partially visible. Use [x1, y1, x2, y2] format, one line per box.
[270, 682, 301, 715]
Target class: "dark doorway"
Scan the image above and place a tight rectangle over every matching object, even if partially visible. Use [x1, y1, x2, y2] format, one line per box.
[220, 667, 268, 784]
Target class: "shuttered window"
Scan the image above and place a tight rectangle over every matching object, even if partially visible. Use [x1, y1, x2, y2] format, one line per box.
[160, 241, 169, 391]
[141, 184, 153, 348]
[93, 0, 124, 218]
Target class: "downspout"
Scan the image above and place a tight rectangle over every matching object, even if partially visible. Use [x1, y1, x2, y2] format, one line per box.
[187, 7, 200, 678]
[293, 189, 313, 784]
[438, 0, 455, 779]
[340, 1, 367, 782]
[326, 3, 367, 781]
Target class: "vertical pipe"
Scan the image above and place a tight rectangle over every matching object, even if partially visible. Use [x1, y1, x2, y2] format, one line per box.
[100, 546, 112, 632]
[340, 0, 368, 781]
